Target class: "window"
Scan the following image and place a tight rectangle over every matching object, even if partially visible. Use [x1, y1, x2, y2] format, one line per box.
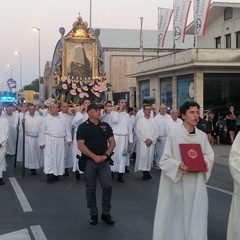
[215, 37, 221, 48]
[160, 77, 172, 109]
[139, 80, 150, 103]
[236, 31, 240, 48]
[226, 34, 231, 48]
[224, 7, 233, 21]
[177, 74, 194, 108]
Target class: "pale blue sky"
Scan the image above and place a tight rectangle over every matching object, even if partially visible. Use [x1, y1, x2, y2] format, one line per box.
[0, 0, 238, 90]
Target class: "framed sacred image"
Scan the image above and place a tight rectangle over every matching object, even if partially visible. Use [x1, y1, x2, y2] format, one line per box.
[62, 40, 98, 79]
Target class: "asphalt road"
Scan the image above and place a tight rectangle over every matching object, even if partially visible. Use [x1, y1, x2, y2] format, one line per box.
[0, 144, 234, 240]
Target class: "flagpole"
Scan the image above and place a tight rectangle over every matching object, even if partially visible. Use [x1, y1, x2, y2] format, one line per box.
[89, 0, 92, 30]
[157, 7, 160, 55]
[173, 0, 176, 49]
[193, 0, 196, 48]
[140, 17, 144, 61]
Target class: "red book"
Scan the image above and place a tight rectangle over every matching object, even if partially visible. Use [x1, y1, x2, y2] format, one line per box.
[179, 144, 207, 172]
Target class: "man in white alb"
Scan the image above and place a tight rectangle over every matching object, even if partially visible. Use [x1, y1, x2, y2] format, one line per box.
[135, 104, 158, 180]
[59, 101, 73, 176]
[4, 105, 18, 155]
[39, 102, 72, 182]
[0, 105, 9, 185]
[153, 101, 214, 240]
[23, 104, 43, 175]
[72, 98, 90, 180]
[111, 98, 133, 183]
[154, 104, 172, 165]
[167, 108, 183, 133]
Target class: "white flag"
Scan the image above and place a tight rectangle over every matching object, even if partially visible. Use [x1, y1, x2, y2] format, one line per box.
[194, 0, 211, 36]
[173, 0, 192, 43]
[158, 8, 173, 48]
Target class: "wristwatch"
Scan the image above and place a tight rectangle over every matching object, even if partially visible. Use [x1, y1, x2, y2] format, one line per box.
[103, 153, 109, 157]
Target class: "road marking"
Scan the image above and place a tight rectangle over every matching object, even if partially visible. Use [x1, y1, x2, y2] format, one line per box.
[8, 177, 33, 212]
[207, 185, 233, 196]
[0, 229, 31, 240]
[30, 225, 47, 240]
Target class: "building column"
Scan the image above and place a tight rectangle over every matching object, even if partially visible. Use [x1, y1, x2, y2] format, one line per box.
[194, 70, 204, 111]
[129, 87, 136, 108]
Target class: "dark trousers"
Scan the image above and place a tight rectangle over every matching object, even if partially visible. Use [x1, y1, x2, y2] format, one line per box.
[84, 159, 112, 216]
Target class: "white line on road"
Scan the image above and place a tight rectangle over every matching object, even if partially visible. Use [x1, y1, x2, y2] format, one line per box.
[8, 177, 33, 212]
[30, 225, 47, 240]
[207, 185, 233, 196]
[0, 229, 31, 240]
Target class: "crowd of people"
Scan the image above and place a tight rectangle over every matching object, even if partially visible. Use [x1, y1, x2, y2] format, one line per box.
[0, 99, 239, 239]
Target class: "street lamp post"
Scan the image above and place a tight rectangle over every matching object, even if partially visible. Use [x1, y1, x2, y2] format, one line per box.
[32, 26, 42, 101]
[14, 51, 22, 92]
[7, 64, 13, 78]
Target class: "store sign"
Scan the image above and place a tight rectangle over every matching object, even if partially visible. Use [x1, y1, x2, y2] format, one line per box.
[7, 78, 16, 89]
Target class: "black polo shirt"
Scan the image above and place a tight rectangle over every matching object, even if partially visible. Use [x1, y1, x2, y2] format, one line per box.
[196, 117, 211, 135]
[76, 119, 113, 156]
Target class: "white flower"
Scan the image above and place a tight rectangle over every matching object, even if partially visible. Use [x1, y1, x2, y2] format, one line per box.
[62, 83, 68, 90]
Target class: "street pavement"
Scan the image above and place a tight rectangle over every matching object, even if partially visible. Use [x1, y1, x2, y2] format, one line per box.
[0, 144, 234, 240]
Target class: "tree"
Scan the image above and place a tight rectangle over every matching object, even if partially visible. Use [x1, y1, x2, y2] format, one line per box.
[23, 77, 43, 92]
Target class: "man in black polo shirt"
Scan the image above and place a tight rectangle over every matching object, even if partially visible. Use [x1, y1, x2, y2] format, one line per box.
[77, 103, 116, 225]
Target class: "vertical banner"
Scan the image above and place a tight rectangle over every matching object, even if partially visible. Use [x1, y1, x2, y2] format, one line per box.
[140, 17, 144, 60]
[158, 8, 174, 48]
[194, 0, 211, 36]
[173, 0, 192, 44]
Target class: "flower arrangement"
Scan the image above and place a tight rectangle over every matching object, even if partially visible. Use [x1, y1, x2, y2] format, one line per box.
[54, 75, 111, 103]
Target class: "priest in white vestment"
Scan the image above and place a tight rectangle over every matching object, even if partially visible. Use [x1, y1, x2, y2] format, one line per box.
[135, 105, 158, 179]
[153, 101, 214, 240]
[71, 99, 90, 179]
[59, 102, 73, 176]
[4, 106, 18, 155]
[154, 104, 172, 164]
[227, 131, 240, 240]
[39, 102, 72, 182]
[0, 106, 9, 185]
[17, 103, 29, 162]
[111, 99, 133, 183]
[167, 108, 183, 134]
[23, 104, 43, 175]
[100, 101, 118, 127]
[135, 99, 154, 123]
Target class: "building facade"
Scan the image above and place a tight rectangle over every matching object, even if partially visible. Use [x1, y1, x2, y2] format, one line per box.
[132, 2, 240, 112]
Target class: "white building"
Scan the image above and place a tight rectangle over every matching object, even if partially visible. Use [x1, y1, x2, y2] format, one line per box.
[131, 2, 240, 111]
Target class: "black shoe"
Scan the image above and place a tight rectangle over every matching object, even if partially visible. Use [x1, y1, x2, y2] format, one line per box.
[0, 178, 5, 185]
[46, 174, 55, 183]
[63, 168, 69, 177]
[143, 171, 152, 180]
[90, 215, 98, 225]
[54, 175, 60, 181]
[75, 171, 81, 180]
[101, 214, 115, 225]
[30, 169, 37, 176]
[117, 173, 125, 183]
[125, 166, 130, 173]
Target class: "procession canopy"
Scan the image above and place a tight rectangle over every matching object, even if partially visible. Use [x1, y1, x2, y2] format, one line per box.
[51, 15, 109, 104]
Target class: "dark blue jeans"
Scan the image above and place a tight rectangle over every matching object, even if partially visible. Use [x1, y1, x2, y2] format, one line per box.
[84, 159, 112, 216]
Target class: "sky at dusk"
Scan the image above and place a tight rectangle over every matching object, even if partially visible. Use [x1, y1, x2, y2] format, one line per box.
[0, 0, 239, 90]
